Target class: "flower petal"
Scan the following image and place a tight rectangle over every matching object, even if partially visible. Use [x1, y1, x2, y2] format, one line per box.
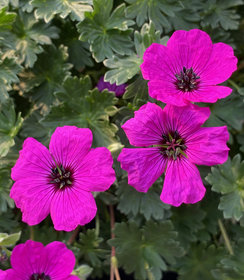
[11, 138, 53, 181]
[50, 188, 97, 231]
[10, 240, 46, 277]
[148, 80, 189, 107]
[10, 177, 53, 226]
[74, 147, 115, 192]
[200, 42, 237, 84]
[0, 270, 6, 280]
[49, 126, 92, 169]
[122, 102, 166, 146]
[44, 241, 76, 278]
[184, 85, 232, 103]
[186, 126, 229, 166]
[160, 159, 206, 206]
[141, 43, 179, 81]
[118, 148, 166, 192]
[163, 103, 210, 139]
[166, 29, 213, 74]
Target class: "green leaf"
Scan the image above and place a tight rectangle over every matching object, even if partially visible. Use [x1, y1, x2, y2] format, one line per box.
[12, 11, 60, 67]
[0, 167, 15, 213]
[110, 221, 183, 280]
[20, 45, 71, 106]
[104, 21, 164, 85]
[72, 264, 93, 279]
[0, 57, 22, 102]
[206, 154, 244, 221]
[77, 0, 134, 62]
[171, 204, 205, 250]
[41, 76, 118, 147]
[125, 0, 180, 32]
[178, 244, 224, 280]
[30, 0, 93, 22]
[0, 231, 20, 246]
[116, 180, 170, 220]
[0, 98, 23, 158]
[0, 7, 16, 31]
[199, 0, 244, 30]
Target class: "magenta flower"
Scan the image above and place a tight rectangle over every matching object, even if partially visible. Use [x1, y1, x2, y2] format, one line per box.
[11, 126, 115, 231]
[0, 270, 6, 280]
[118, 102, 229, 206]
[6, 240, 79, 280]
[141, 29, 237, 106]
[97, 76, 126, 97]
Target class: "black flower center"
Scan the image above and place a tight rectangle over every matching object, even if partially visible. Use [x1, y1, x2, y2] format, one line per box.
[30, 273, 51, 280]
[50, 164, 73, 189]
[160, 131, 187, 160]
[175, 66, 200, 92]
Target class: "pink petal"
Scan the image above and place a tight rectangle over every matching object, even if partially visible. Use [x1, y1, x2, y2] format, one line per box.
[118, 148, 166, 192]
[10, 177, 53, 226]
[49, 126, 92, 169]
[50, 188, 97, 231]
[166, 29, 213, 74]
[122, 102, 166, 146]
[74, 147, 115, 192]
[163, 103, 210, 139]
[11, 138, 53, 181]
[160, 159, 206, 206]
[184, 85, 232, 103]
[148, 80, 189, 107]
[44, 242, 76, 278]
[186, 126, 229, 166]
[200, 42, 238, 84]
[141, 43, 179, 81]
[67, 276, 80, 280]
[0, 270, 6, 280]
[10, 240, 46, 277]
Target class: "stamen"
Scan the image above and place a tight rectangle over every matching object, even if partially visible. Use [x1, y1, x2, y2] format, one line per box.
[175, 66, 200, 92]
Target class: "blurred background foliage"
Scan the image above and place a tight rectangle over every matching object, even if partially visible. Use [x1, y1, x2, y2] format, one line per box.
[0, 0, 244, 279]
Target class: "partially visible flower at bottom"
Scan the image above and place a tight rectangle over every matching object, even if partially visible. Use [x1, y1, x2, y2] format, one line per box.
[97, 76, 127, 97]
[6, 240, 79, 280]
[118, 102, 229, 206]
[10, 126, 116, 231]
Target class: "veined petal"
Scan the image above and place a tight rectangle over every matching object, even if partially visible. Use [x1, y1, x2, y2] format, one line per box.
[45, 242, 76, 278]
[163, 103, 210, 139]
[74, 147, 115, 192]
[186, 126, 229, 166]
[49, 126, 92, 169]
[160, 158, 206, 206]
[200, 42, 238, 84]
[122, 102, 166, 146]
[166, 29, 213, 74]
[10, 178, 54, 226]
[118, 148, 166, 193]
[11, 138, 53, 181]
[50, 188, 97, 231]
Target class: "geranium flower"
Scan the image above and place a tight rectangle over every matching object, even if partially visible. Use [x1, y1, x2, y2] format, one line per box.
[0, 270, 6, 280]
[11, 126, 115, 231]
[118, 103, 229, 206]
[97, 76, 126, 97]
[6, 240, 79, 280]
[141, 29, 237, 106]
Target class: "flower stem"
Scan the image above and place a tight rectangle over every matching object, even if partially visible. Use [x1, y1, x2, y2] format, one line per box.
[145, 262, 155, 280]
[228, 79, 241, 92]
[109, 205, 121, 280]
[29, 226, 34, 240]
[218, 219, 234, 255]
[67, 226, 80, 246]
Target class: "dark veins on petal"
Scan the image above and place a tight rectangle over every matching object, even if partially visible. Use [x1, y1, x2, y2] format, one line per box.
[175, 66, 200, 92]
[50, 164, 73, 190]
[30, 273, 51, 280]
[159, 130, 187, 160]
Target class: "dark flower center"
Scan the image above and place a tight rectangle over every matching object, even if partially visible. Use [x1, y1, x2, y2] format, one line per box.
[160, 130, 187, 160]
[175, 66, 200, 92]
[50, 164, 73, 189]
[30, 273, 51, 280]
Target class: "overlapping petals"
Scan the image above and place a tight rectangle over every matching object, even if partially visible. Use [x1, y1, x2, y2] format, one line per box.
[118, 102, 229, 206]
[141, 29, 238, 106]
[11, 126, 115, 231]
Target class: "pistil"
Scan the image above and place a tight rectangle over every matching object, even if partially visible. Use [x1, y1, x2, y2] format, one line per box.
[175, 66, 200, 92]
